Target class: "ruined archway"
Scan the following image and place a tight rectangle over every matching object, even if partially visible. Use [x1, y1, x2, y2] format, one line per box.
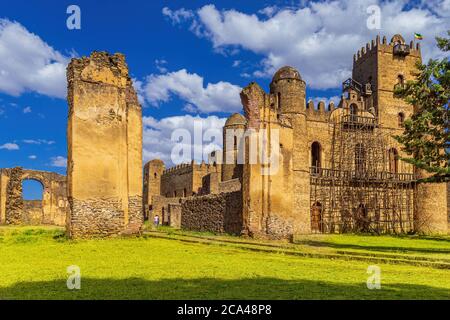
[0, 167, 68, 226]
[21, 178, 45, 225]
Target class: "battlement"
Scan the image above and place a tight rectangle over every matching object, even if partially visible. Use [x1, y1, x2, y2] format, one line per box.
[162, 160, 220, 176]
[353, 34, 421, 64]
[306, 100, 337, 113]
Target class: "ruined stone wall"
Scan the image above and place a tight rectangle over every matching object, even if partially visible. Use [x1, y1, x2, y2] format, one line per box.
[0, 167, 68, 226]
[168, 203, 181, 228]
[160, 161, 220, 198]
[23, 200, 43, 225]
[67, 51, 143, 238]
[151, 195, 181, 224]
[181, 191, 243, 235]
[219, 178, 241, 193]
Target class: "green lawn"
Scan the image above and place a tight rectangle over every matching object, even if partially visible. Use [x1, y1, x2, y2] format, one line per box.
[0, 226, 449, 299]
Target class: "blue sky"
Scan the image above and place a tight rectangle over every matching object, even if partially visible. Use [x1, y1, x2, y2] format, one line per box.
[0, 0, 448, 198]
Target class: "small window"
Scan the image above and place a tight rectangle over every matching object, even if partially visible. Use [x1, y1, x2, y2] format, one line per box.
[154, 172, 157, 178]
[397, 75, 404, 88]
[398, 112, 405, 127]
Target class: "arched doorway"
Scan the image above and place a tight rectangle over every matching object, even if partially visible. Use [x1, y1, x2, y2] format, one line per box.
[388, 148, 399, 174]
[311, 202, 323, 233]
[21, 178, 44, 225]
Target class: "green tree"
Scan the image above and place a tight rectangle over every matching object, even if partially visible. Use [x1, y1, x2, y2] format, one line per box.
[394, 31, 450, 182]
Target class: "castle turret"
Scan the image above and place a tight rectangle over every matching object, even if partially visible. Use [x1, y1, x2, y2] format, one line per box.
[270, 66, 306, 115]
[143, 159, 165, 218]
[222, 113, 246, 181]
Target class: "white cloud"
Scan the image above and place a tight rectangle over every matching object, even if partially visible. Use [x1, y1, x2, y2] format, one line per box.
[50, 156, 67, 168]
[155, 59, 168, 73]
[0, 19, 69, 98]
[22, 139, 55, 145]
[162, 7, 194, 24]
[165, 1, 450, 89]
[308, 95, 341, 108]
[142, 69, 242, 113]
[143, 114, 226, 166]
[23, 106, 32, 114]
[0, 143, 19, 150]
[28, 155, 37, 160]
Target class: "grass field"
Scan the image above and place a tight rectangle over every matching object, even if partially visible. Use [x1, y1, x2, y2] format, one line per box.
[0, 226, 449, 300]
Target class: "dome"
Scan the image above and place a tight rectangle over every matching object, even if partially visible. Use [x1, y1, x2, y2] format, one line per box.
[390, 34, 405, 45]
[147, 159, 164, 166]
[272, 66, 302, 83]
[225, 113, 246, 127]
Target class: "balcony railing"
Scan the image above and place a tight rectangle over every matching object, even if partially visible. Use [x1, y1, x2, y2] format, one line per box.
[310, 167, 417, 182]
[393, 44, 410, 56]
[341, 115, 377, 128]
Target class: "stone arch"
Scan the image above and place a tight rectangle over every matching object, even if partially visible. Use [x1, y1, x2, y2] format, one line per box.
[0, 167, 68, 226]
[21, 178, 45, 225]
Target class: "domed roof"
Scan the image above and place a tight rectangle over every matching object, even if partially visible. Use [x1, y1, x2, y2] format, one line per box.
[272, 66, 302, 83]
[225, 113, 246, 127]
[390, 34, 405, 45]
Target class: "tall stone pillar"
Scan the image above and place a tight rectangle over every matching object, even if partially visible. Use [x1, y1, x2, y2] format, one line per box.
[66, 51, 143, 238]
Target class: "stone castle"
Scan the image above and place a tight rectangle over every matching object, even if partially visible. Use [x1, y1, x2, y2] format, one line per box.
[0, 34, 448, 238]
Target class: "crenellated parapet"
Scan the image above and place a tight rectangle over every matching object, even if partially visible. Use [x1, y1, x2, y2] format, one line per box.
[162, 160, 220, 177]
[305, 100, 337, 121]
[354, 34, 421, 64]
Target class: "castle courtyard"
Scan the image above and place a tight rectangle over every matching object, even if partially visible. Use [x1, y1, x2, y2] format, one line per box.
[0, 225, 449, 299]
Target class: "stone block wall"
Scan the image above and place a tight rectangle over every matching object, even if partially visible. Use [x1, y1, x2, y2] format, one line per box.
[219, 178, 241, 193]
[151, 195, 181, 224]
[66, 51, 143, 238]
[168, 203, 182, 228]
[181, 191, 243, 235]
[0, 167, 68, 226]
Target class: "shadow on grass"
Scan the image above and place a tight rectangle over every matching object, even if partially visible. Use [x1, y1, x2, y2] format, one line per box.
[0, 277, 448, 300]
[295, 240, 450, 255]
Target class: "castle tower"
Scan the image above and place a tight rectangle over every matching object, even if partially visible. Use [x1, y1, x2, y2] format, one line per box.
[352, 34, 422, 128]
[222, 113, 246, 181]
[270, 66, 306, 116]
[143, 159, 165, 218]
[66, 52, 144, 238]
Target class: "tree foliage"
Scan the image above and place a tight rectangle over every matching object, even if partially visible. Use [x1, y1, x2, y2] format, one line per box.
[394, 31, 450, 182]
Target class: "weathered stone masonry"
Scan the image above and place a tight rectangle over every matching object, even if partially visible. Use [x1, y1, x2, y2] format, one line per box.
[66, 52, 143, 238]
[0, 167, 68, 226]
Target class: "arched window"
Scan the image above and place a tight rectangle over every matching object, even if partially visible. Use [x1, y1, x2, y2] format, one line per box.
[397, 75, 404, 88]
[355, 143, 366, 175]
[398, 112, 405, 127]
[349, 104, 358, 122]
[388, 148, 399, 174]
[154, 172, 157, 179]
[277, 92, 281, 110]
[311, 142, 322, 173]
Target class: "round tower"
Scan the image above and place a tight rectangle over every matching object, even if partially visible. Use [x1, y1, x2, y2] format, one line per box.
[222, 113, 246, 181]
[270, 66, 306, 115]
